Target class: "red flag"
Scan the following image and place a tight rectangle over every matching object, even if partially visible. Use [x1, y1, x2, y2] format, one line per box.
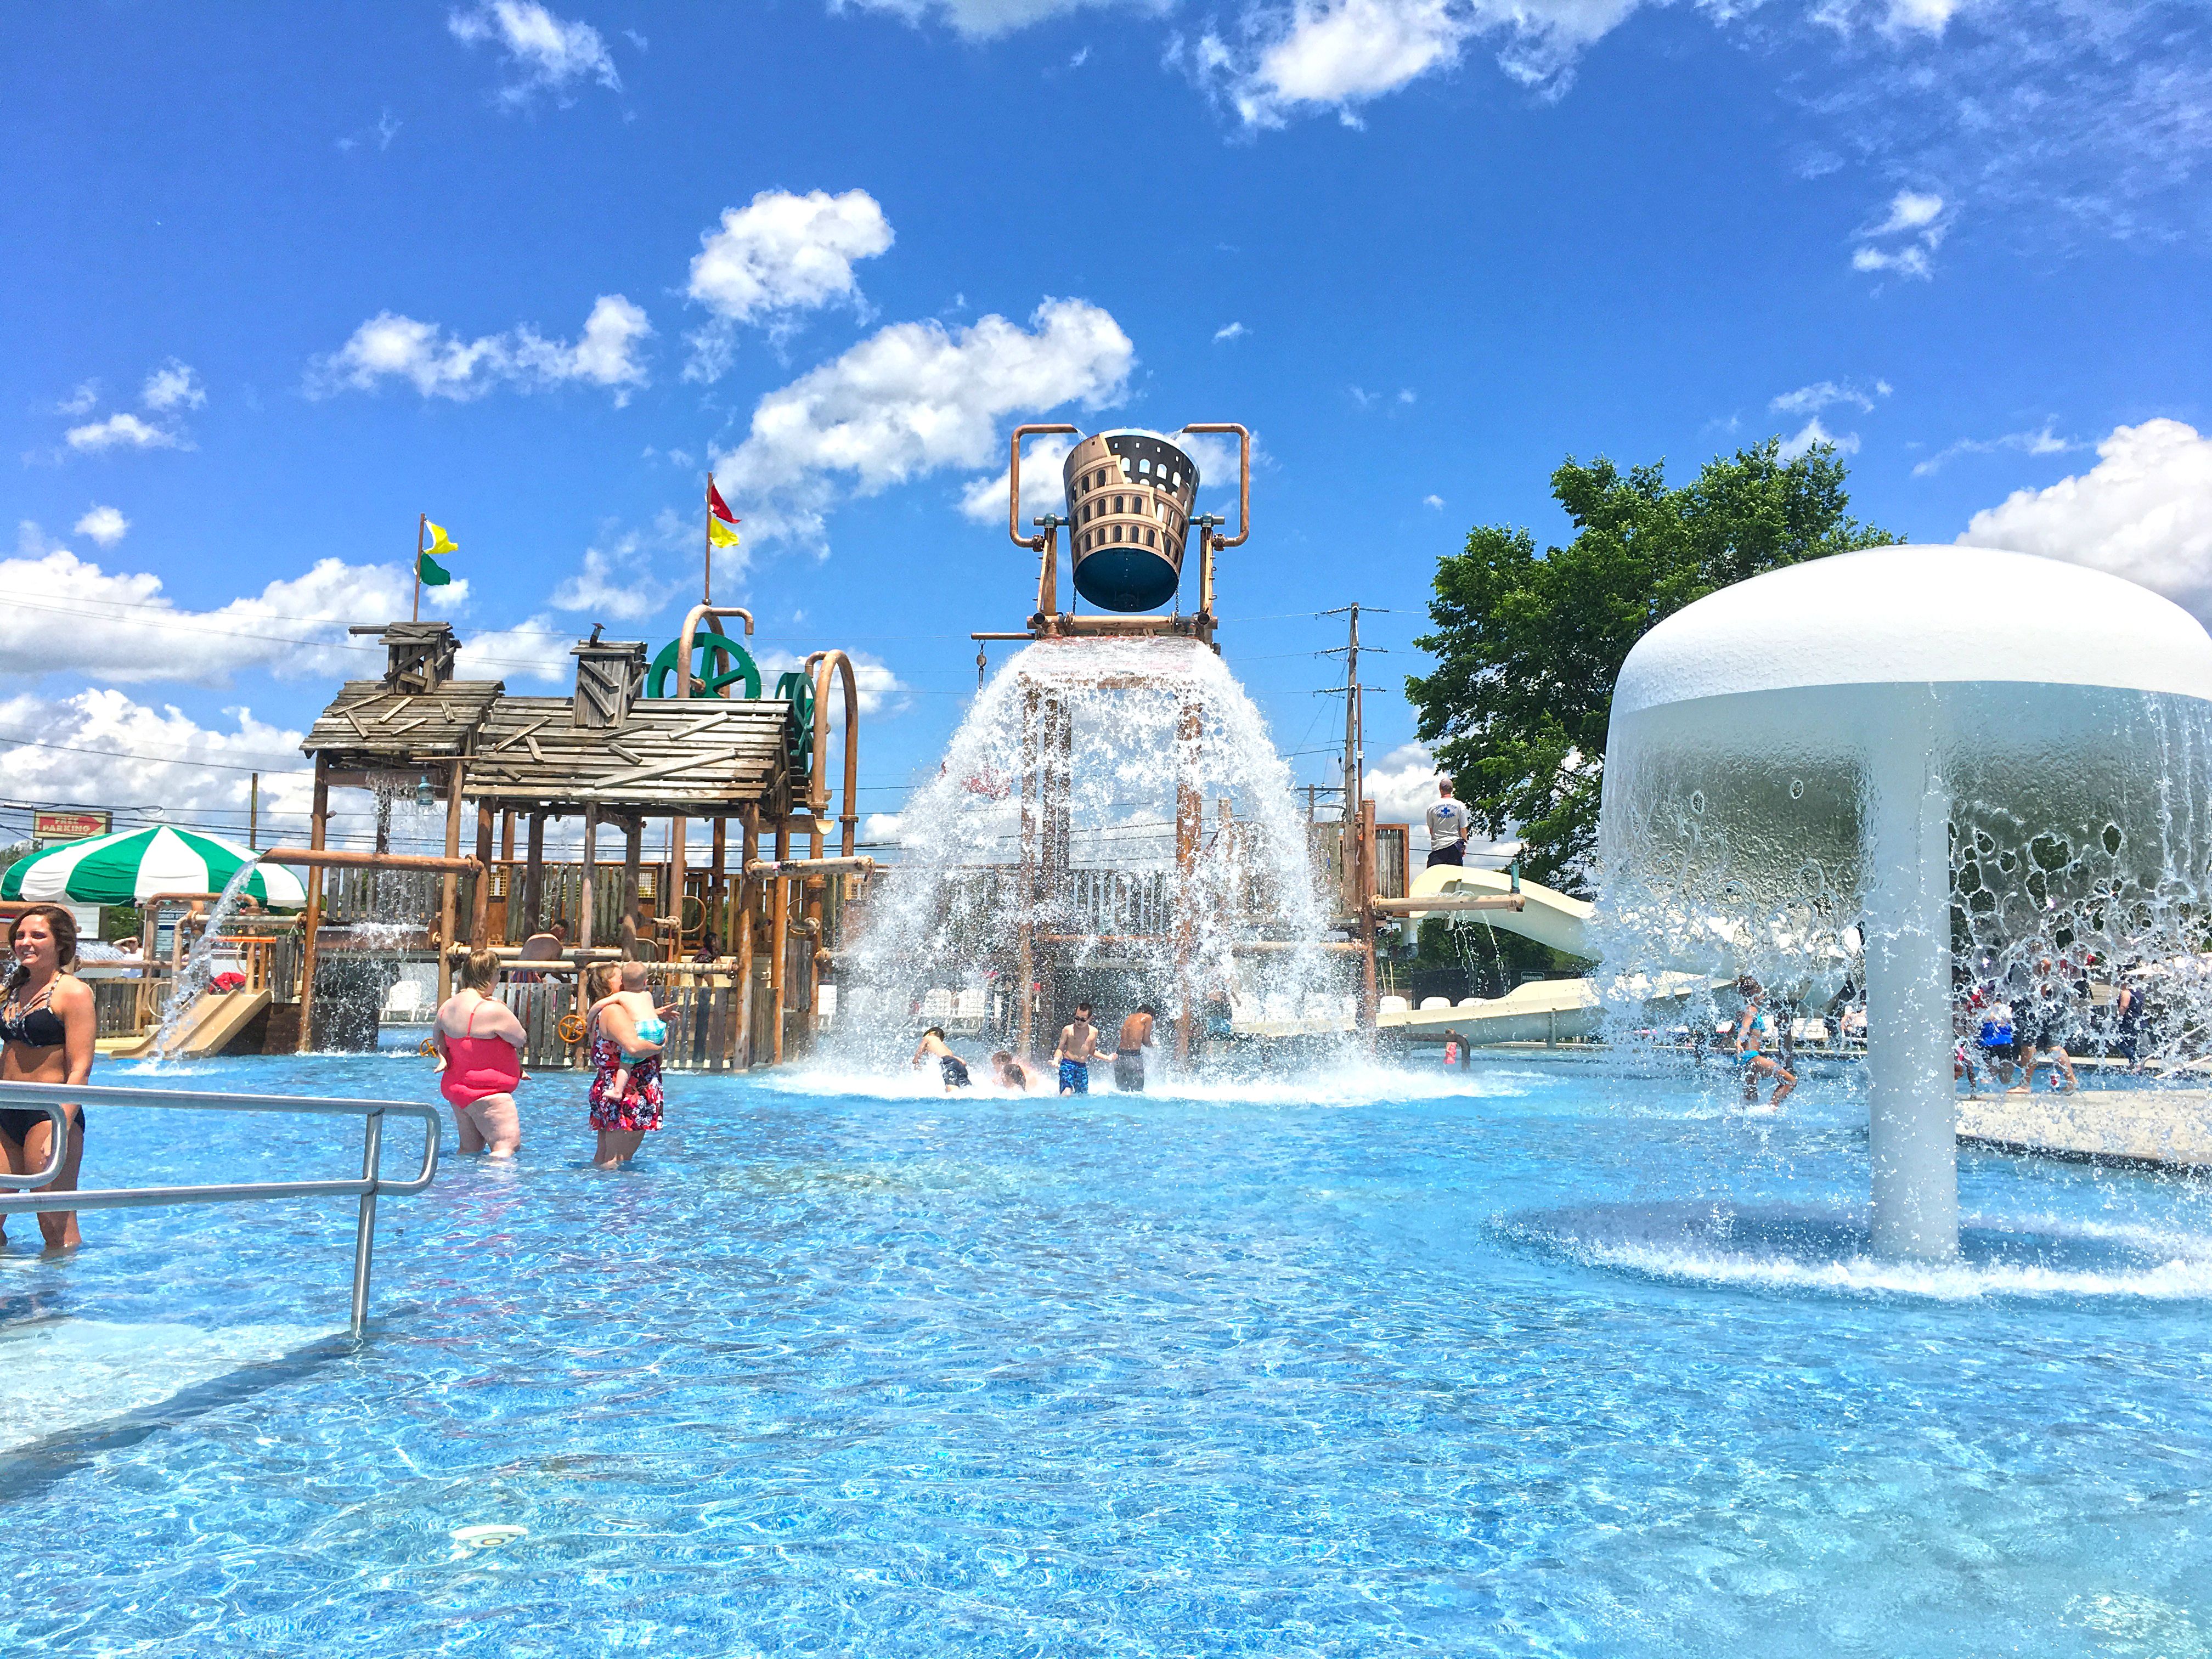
[706, 478, 738, 524]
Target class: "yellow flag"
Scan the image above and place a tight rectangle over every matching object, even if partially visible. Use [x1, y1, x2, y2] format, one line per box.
[425, 521, 458, 557]
[707, 516, 741, 550]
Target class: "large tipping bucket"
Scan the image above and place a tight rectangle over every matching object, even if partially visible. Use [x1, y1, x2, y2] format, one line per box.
[1063, 430, 1199, 612]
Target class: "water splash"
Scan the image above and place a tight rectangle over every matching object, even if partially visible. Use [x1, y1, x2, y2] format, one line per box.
[146, 857, 266, 1061]
[829, 637, 1350, 1076]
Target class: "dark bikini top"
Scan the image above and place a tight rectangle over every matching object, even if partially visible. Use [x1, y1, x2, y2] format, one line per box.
[0, 982, 66, 1049]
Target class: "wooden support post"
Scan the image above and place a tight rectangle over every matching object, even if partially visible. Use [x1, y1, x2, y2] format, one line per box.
[621, 819, 643, 959]
[500, 809, 516, 863]
[672, 814, 688, 956]
[437, 760, 464, 1005]
[296, 755, 329, 1053]
[736, 808, 758, 1068]
[1017, 685, 1039, 1058]
[770, 816, 789, 1066]
[799, 811, 823, 1058]
[523, 811, 545, 934]
[710, 817, 727, 952]
[579, 804, 598, 952]
[471, 800, 494, 947]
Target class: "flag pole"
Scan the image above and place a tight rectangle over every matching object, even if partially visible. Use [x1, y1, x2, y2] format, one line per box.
[413, 512, 426, 623]
[703, 471, 714, 605]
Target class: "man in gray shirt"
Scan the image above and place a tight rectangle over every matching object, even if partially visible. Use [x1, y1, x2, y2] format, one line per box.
[1426, 778, 1472, 868]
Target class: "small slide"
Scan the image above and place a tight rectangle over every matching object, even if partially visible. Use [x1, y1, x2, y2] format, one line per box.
[107, 989, 273, 1060]
[1383, 976, 1601, 1045]
[1402, 863, 1596, 961]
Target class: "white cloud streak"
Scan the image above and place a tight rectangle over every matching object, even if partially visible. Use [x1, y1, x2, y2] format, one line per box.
[449, 2, 620, 104]
[308, 295, 652, 404]
[0, 690, 318, 830]
[141, 360, 206, 412]
[455, 614, 574, 684]
[64, 414, 182, 454]
[1771, 378, 1890, 416]
[1912, 421, 2078, 476]
[549, 533, 679, 620]
[1779, 416, 1860, 459]
[832, 0, 1153, 41]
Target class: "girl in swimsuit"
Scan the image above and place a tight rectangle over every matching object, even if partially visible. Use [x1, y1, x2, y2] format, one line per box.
[430, 948, 526, 1158]
[0, 904, 94, 1250]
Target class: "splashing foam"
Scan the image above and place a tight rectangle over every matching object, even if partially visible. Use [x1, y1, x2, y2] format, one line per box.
[825, 637, 1358, 1082]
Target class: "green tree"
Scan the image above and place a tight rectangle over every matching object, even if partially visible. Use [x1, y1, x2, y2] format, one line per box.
[1404, 438, 1898, 894]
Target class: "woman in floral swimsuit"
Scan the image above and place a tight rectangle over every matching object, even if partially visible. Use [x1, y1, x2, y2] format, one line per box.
[585, 963, 665, 1168]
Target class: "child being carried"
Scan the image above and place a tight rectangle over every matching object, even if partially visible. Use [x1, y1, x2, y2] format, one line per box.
[607, 964, 668, 1101]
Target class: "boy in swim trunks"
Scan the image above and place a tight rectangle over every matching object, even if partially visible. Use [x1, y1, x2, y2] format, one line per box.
[911, 1026, 972, 1091]
[1054, 1002, 1104, 1095]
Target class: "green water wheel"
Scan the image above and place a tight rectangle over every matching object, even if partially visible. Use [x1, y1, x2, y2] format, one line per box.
[774, 670, 816, 774]
[646, 625, 761, 699]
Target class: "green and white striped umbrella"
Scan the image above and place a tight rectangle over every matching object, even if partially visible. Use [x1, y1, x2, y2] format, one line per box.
[0, 826, 307, 909]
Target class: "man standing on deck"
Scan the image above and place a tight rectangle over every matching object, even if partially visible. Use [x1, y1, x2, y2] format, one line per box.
[1114, 1005, 1156, 1093]
[1426, 778, 1472, 868]
[1054, 1001, 1105, 1095]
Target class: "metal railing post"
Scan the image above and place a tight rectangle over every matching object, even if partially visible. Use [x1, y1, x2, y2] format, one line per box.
[351, 1107, 386, 1339]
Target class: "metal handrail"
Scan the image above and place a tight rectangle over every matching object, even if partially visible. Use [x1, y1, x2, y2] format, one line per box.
[0, 1081, 440, 1338]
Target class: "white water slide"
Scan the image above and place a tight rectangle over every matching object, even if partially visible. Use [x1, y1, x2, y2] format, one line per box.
[1376, 864, 1604, 1042]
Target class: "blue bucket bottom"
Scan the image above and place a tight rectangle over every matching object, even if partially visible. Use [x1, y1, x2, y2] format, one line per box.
[1074, 546, 1180, 612]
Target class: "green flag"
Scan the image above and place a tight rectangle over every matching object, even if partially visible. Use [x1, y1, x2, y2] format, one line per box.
[417, 551, 453, 586]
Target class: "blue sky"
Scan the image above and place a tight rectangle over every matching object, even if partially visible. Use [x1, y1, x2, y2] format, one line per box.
[5, 0, 2209, 849]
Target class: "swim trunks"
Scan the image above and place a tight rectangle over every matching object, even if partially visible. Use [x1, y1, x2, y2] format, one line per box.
[1058, 1059, 1090, 1094]
[940, 1054, 971, 1088]
[1425, 842, 1465, 868]
[1114, 1050, 1144, 1092]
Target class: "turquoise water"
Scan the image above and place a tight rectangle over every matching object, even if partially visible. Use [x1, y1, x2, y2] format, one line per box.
[3, 1051, 2210, 1655]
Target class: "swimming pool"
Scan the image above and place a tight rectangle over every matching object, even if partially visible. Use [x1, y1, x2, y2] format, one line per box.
[3, 1051, 2209, 1655]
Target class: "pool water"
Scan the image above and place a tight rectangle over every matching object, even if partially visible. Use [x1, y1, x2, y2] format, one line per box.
[3, 1050, 2210, 1655]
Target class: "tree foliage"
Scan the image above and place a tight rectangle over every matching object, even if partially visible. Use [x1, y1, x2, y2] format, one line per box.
[1404, 438, 1898, 894]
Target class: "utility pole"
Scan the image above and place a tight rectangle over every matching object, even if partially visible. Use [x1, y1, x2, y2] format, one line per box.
[249, 772, 259, 850]
[1319, 605, 1390, 1045]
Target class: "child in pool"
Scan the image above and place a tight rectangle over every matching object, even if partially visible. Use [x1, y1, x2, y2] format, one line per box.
[606, 966, 667, 1102]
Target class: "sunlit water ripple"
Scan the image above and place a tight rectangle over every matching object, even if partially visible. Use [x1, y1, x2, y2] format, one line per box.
[2, 1050, 2209, 1655]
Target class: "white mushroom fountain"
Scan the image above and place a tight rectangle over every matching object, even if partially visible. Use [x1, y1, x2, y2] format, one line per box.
[1599, 545, 2212, 1260]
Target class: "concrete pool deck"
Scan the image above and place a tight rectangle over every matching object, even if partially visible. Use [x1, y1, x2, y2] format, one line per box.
[1957, 1088, 2212, 1173]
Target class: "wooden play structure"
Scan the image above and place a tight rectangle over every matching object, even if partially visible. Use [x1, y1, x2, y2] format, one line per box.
[269, 610, 866, 1066]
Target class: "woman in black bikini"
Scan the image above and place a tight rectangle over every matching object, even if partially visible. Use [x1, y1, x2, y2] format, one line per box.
[0, 904, 94, 1251]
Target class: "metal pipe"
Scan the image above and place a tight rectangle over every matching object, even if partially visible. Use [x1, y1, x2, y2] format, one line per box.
[805, 650, 863, 856]
[0, 1102, 71, 1187]
[1370, 895, 1527, 916]
[1180, 424, 1251, 548]
[350, 1108, 385, 1338]
[1008, 424, 1080, 552]
[769, 817, 789, 1065]
[437, 759, 464, 1005]
[736, 807, 758, 1068]
[674, 604, 757, 698]
[471, 800, 494, 947]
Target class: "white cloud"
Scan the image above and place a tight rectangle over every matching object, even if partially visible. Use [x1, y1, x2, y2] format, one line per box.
[716, 297, 1133, 550]
[64, 413, 184, 454]
[685, 188, 894, 331]
[1960, 419, 2212, 623]
[72, 506, 128, 547]
[861, 809, 905, 844]
[834, 0, 1150, 42]
[1779, 416, 1859, 460]
[1911, 421, 2077, 477]
[308, 294, 652, 404]
[757, 650, 909, 721]
[1198, 0, 1642, 127]
[0, 689, 318, 829]
[1771, 378, 1889, 416]
[0, 522, 464, 686]
[141, 359, 206, 412]
[449, 2, 620, 104]
[455, 614, 573, 684]
[1852, 189, 1948, 280]
[1214, 321, 1248, 342]
[549, 533, 679, 620]
[1368, 741, 1443, 845]
[57, 381, 99, 416]
[958, 432, 1075, 523]
[1423, 493, 1445, 509]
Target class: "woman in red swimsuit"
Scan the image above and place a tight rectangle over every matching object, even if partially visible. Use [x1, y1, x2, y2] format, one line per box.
[430, 949, 526, 1158]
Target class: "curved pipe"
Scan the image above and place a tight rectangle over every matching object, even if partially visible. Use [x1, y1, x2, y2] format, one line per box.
[803, 650, 862, 856]
[1008, 424, 1080, 552]
[675, 604, 757, 698]
[1181, 423, 1251, 549]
